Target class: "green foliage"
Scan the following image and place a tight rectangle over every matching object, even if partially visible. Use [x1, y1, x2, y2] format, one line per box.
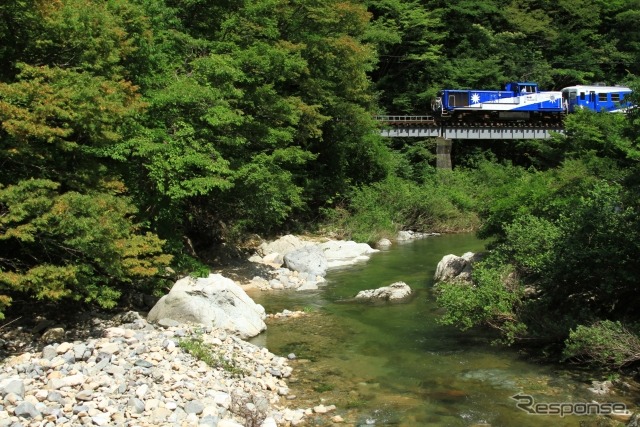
[325, 173, 479, 243]
[228, 150, 311, 233]
[4, 0, 640, 339]
[540, 181, 640, 317]
[563, 321, 640, 369]
[501, 215, 561, 277]
[366, 0, 442, 112]
[0, 0, 173, 316]
[436, 262, 524, 343]
[0, 179, 171, 312]
[179, 336, 245, 377]
[437, 105, 640, 356]
[0, 0, 390, 317]
[0, 64, 144, 185]
[121, 0, 384, 242]
[561, 109, 640, 163]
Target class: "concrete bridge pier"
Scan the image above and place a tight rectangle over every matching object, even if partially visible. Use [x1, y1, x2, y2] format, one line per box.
[436, 137, 452, 170]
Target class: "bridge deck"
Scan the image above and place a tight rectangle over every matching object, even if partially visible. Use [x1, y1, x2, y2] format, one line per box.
[374, 116, 564, 139]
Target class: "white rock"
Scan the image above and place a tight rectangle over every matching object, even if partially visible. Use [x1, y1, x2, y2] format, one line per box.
[218, 420, 244, 427]
[284, 245, 328, 277]
[258, 235, 311, 257]
[261, 417, 278, 427]
[48, 373, 85, 390]
[56, 342, 74, 354]
[135, 384, 149, 399]
[212, 391, 231, 408]
[396, 230, 414, 241]
[91, 415, 110, 426]
[263, 252, 284, 265]
[320, 240, 378, 269]
[147, 274, 267, 339]
[105, 327, 126, 338]
[0, 378, 25, 398]
[355, 282, 412, 301]
[314, 404, 329, 414]
[376, 238, 392, 248]
[434, 252, 482, 283]
[97, 342, 120, 354]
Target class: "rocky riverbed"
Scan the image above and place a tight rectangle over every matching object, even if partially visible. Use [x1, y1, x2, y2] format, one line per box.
[0, 232, 443, 427]
[0, 312, 325, 427]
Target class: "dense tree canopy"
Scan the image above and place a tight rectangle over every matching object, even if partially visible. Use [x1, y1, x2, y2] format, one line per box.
[2, 0, 640, 366]
[0, 0, 388, 315]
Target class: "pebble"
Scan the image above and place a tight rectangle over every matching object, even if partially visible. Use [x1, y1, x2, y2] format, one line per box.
[0, 317, 316, 426]
[267, 310, 308, 319]
[14, 401, 40, 418]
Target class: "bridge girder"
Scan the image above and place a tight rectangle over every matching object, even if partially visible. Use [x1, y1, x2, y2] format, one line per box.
[374, 116, 565, 140]
[379, 126, 564, 139]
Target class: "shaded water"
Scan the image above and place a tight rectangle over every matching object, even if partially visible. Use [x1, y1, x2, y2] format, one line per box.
[249, 234, 635, 426]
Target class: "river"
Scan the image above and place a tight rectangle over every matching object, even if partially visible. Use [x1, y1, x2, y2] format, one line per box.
[248, 234, 635, 426]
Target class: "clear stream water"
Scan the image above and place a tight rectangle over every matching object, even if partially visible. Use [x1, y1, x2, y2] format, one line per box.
[248, 234, 636, 426]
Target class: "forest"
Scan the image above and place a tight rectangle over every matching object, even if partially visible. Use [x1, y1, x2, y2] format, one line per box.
[1, 0, 640, 370]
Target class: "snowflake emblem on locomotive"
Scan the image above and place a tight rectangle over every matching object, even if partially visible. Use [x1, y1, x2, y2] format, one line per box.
[431, 82, 632, 125]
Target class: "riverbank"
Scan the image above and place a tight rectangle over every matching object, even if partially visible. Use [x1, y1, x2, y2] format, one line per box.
[3, 232, 637, 426]
[0, 313, 314, 426]
[0, 232, 433, 427]
[214, 232, 436, 294]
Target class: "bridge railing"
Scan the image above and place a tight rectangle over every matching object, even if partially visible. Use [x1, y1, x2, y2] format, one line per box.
[374, 115, 437, 125]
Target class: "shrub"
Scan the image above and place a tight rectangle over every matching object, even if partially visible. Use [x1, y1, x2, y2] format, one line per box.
[436, 262, 525, 343]
[0, 179, 172, 317]
[324, 172, 479, 243]
[563, 321, 640, 369]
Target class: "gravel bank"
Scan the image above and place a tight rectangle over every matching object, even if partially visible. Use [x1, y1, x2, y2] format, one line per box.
[0, 313, 307, 427]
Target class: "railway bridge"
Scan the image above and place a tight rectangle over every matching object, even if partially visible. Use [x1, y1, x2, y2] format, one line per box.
[375, 115, 565, 168]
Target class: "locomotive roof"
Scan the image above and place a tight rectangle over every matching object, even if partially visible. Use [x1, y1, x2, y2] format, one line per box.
[562, 85, 631, 92]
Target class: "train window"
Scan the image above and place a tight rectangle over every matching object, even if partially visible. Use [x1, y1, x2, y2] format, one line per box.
[580, 92, 585, 100]
[598, 93, 608, 102]
[612, 93, 621, 102]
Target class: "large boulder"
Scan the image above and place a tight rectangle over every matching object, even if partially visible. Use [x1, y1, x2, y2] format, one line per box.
[147, 274, 266, 339]
[376, 238, 392, 249]
[355, 282, 412, 302]
[258, 234, 311, 257]
[395, 230, 437, 242]
[320, 240, 379, 268]
[283, 245, 328, 277]
[433, 252, 482, 284]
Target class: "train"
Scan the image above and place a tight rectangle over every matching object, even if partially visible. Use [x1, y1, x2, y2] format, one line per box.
[562, 85, 632, 113]
[431, 82, 632, 124]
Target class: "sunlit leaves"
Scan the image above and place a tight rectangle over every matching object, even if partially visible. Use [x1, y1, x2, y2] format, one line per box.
[31, 0, 143, 78]
[4, 65, 142, 141]
[0, 179, 171, 310]
[131, 122, 233, 201]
